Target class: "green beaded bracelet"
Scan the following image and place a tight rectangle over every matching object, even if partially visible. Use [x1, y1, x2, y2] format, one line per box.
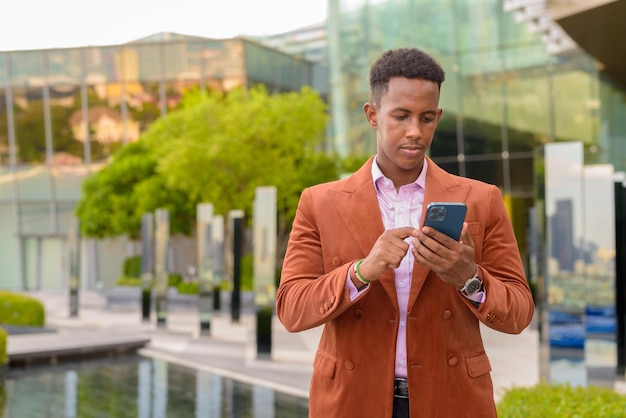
[355, 259, 370, 285]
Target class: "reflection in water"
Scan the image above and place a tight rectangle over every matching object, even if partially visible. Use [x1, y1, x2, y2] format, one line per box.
[0, 355, 308, 417]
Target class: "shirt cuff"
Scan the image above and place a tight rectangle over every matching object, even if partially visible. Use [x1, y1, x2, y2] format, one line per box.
[345, 263, 367, 301]
[463, 289, 486, 304]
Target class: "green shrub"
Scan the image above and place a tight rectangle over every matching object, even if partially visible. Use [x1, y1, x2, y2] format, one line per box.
[177, 281, 199, 295]
[123, 255, 141, 278]
[116, 273, 183, 288]
[497, 382, 626, 417]
[168, 273, 182, 287]
[241, 253, 253, 292]
[0, 327, 7, 366]
[115, 276, 142, 287]
[0, 292, 45, 327]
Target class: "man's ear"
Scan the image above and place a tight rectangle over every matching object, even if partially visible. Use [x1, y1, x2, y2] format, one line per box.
[363, 102, 378, 128]
[435, 108, 443, 124]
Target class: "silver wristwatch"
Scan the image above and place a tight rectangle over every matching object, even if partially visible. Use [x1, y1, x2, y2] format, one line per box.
[460, 274, 483, 296]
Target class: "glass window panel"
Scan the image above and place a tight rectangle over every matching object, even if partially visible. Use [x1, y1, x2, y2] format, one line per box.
[0, 87, 7, 164]
[84, 46, 121, 83]
[551, 69, 597, 145]
[465, 158, 503, 187]
[0, 52, 7, 87]
[201, 41, 229, 92]
[10, 50, 45, 87]
[245, 42, 276, 88]
[431, 113, 458, 158]
[15, 164, 52, 200]
[510, 157, 534, 195]
[459, 73, 504, 155]
[505, 69, 551, 152]
[163, 41, 194, 81]
[47, 49, 83, 84]
[13, 88, 46, 162]
[120, 44, 162, 83]
[599, 73, 626, 172]
[433, 160, 461, 177]
[50, 96, 83, 163]
[83, 83, 135, 162]
[506, 124, 544, 154]
[463, 116, 503, 156]
[221, 40, 246, 92]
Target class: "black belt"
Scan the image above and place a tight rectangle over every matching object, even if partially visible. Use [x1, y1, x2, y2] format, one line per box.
[394, 378, 409, 399]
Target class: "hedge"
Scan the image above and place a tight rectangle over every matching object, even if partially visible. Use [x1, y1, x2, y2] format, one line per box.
[0, 292, 45, 327]
[497, 382, 626, 417]
[0, 327, 7, 366]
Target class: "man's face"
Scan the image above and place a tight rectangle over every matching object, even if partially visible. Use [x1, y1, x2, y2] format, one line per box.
[364, 77, 442, 187]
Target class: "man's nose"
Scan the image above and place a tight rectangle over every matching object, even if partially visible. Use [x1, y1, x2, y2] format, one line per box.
[406, 119, 422, 138]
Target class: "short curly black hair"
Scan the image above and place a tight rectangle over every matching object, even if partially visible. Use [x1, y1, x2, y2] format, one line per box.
[369, 48, 445, 105]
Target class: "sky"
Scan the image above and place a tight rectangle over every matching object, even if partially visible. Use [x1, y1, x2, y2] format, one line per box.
[0, 0, 328, 52]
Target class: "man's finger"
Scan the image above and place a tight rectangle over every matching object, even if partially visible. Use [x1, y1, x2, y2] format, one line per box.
[389, 226, 417, 240]
[460, 222, 474, 247]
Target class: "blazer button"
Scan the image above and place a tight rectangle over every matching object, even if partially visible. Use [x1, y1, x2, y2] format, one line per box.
[448, 357, 458, 367]
[353, 309, 363, 319]
[332, 257, 342, 266]
[442, 310, 452, 320]
[344, 361, 355, 370]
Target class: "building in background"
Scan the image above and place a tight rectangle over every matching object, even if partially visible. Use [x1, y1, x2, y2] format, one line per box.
[0, 33, 328, 291]
[260, 22, 327, 64]
[326, 0, 626, 272]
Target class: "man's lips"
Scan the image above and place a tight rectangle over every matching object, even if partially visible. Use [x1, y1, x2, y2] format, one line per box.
[400, 145, 424, 156]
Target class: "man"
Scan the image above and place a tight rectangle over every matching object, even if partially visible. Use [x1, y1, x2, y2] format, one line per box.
[276, 48, 534, 418]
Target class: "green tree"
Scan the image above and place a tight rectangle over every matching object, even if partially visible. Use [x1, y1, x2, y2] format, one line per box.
[75, 140, 195, 239]
[75, 85, 336, 256]
[143, 85, 335, 247]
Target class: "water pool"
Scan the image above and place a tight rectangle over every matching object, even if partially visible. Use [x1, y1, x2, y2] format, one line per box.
[0, 355, 308, 417]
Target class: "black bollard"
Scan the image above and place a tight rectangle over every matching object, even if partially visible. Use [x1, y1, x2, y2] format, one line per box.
[231, 211, 243, 323]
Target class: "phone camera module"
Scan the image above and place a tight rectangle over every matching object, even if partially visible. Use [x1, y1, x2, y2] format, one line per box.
[428, 205, 447, 221]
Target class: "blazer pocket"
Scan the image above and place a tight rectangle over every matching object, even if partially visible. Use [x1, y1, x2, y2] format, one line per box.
[314, 349, 337, 378]
[465, 351, 492, 378]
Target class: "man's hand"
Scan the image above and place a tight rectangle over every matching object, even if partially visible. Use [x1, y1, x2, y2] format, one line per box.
[411, 222, 476, 288]
[357, 227, 417, 283]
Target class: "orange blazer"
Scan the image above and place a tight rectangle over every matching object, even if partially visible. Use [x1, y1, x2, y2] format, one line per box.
[276, 156, 534, 418]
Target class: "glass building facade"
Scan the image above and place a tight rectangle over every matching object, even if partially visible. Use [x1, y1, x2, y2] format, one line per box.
[0, 34, 328, 291]
[327, 0, 626, 269]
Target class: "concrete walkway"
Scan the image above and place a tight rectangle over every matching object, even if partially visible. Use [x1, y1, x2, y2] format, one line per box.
[7, 290, 540, 402]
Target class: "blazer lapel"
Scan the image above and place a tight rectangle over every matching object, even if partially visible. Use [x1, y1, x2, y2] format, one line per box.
[328, 158, 399, 309]
[408, 158, 472, 309]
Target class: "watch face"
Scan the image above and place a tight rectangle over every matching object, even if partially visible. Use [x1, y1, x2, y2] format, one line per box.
[465, 278, 482, 294]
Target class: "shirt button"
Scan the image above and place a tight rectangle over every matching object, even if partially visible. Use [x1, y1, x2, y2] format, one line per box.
[398, 282, 405, 288]
[400, 321, 405, 327]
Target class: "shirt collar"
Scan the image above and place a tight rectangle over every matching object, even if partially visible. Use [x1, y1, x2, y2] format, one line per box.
[371, 156, 428, 190]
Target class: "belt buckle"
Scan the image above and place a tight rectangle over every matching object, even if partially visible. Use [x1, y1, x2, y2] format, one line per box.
[393, 377, 409, 399]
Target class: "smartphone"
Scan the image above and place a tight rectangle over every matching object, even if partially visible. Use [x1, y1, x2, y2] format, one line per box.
[423, 202, 467, 240]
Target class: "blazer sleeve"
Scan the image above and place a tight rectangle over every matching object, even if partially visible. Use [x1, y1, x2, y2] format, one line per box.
[275, 187, 357, 332]
[470, 185, 534, 334]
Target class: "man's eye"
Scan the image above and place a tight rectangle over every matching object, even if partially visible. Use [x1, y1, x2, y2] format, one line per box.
[395, 115, 408, 120]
